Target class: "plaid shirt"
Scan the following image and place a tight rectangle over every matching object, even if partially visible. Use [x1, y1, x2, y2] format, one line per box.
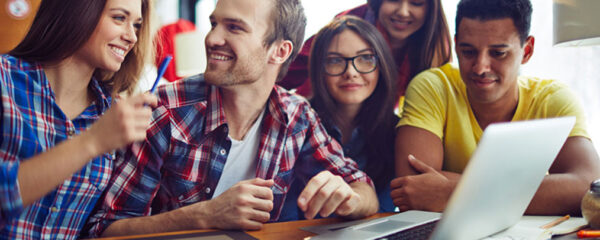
[85, 74, 372, 237]
[0, 55, 113, 239]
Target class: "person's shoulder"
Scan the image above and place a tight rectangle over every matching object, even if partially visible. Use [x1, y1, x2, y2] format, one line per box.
[0, 55, 43, 85]
[274, 85, 313, 112]
[155, 74, 209, 109]
[414, 63, 458, 80]
[1, 54, 16, 65]
[0, 54, 38, 71]
[271, 85, 319, 129]
[518, 76, 571, 96]
[336, 4, 370, 18]
[410, 63, 460, 91]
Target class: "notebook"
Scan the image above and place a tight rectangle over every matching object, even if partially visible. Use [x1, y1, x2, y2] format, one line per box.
[309, 116, 576, 240]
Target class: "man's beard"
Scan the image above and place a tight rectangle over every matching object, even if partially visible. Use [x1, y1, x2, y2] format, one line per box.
[205, 47, 267, 87]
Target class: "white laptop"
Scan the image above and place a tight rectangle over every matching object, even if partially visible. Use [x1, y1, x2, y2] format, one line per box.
[309, 117, 576, 240]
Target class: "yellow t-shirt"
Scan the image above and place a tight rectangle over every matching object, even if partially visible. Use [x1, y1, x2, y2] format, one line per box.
[398, 63, 589, 173]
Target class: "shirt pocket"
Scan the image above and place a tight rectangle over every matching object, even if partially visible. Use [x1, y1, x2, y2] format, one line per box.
[161, 173, 206, 206]
[272, 168, 294, 195]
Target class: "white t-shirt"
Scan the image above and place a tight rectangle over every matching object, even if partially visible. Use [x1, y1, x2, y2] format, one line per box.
[212, 110, 265, 198]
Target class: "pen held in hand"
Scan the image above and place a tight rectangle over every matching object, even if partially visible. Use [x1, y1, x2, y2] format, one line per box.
[150, 55, 173, 94]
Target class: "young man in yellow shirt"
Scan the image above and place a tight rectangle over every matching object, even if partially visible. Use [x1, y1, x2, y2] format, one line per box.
[392, 0, 600, 215]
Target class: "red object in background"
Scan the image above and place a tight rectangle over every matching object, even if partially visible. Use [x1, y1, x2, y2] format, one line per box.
[155, 19, 196, 82]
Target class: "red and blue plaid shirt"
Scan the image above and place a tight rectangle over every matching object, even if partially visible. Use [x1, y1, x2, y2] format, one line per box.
[0, 55, 113, 239]
[84, 74, 372, 237]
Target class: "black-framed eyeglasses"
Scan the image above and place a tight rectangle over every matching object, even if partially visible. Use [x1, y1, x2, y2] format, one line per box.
[324, 54, 378, 76]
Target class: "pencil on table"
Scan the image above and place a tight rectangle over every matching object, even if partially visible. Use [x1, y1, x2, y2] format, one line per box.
[540, 215, 570, 229]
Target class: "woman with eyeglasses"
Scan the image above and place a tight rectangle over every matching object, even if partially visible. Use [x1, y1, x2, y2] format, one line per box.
[280, 0, 451, 112]
[279, 16, 398, 219]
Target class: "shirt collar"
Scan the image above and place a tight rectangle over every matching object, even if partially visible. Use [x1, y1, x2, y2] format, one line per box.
[266, 85, 291, 126]
[204, 85, 228, 134]
[204, 84, 292, 134]
[88, 77, 111, 114]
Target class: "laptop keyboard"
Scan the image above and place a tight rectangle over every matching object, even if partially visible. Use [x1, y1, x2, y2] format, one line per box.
[375, 220, 439, 240]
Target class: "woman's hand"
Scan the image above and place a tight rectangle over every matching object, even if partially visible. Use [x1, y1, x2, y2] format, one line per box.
[84, 93, 158, 155]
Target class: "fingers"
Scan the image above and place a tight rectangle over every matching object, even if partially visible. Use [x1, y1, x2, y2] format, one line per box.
[126, 92, 158, 108]
[332, 191, 359, 217]
[298, 171, 356, 219]
[298, 171, 332, 212]
[233, 196, 272, 221]
[407, 154, 435, 174]
[230, 213, 266, 230]
[115, 94, 155, 140]
[390, 177, 412, 212]
[249, 178, 275, 188]
[233, 179, 274, 211]
[391, 189, 412, 212]
[239, 178, 274, 200]
[304, 176, 339, 219]
[390, 177, 404, 189]
[237, 219, 263, 231]
[247, 207, 271, 223]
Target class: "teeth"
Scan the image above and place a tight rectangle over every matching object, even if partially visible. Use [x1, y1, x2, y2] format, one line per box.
[210, 54, 232, 61]
[391, 19, 410, 25]
[111, 46, 125, 57]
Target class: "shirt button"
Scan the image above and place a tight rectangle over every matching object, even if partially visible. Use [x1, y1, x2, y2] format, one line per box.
[220, 149, 226, 155]
[50, 207, 59, 212]
[204, 187, 211, 194]
[67, 129, 75, 136]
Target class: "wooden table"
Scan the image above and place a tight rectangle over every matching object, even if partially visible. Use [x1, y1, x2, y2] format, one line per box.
[97, 212, 394, 240]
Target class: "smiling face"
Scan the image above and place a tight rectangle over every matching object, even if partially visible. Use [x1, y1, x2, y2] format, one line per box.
[72, 0, 142, 72]
[455, 17, 534, 106]
[203, 0, 274, 87]
[324, 30, 379, 107]
[378, 0, 428, 49]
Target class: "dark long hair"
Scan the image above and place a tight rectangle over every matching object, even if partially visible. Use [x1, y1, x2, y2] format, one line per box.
[9, 0, 153, 95]
[368, 0, 451, 86]
[310, 16, 398, 187]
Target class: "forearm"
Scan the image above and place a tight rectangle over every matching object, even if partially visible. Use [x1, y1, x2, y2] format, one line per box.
[101, 202, 213, 237]
[346, 182, 378, 219]
[526, 137, 600, 215]
[526, 173, 592, 215]
[17, 132, 102, 206]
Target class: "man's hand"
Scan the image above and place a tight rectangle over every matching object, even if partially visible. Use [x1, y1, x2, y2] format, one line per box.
[390, 155, 455, 212]
[298, 171, 362, 219]
[199, 178, 274, 230]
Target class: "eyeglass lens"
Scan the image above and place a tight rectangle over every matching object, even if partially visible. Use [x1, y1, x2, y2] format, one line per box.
[324, 54, 377, 76]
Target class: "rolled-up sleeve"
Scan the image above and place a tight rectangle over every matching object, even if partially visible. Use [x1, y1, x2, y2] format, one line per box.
[0, 161, 23, 226]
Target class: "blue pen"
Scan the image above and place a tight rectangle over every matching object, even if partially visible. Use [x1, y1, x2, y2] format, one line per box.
[150, 55, 173, 93]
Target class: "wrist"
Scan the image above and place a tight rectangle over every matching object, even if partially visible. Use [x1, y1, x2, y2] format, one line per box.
[74, 131, 103, 160]
[177, 201, 213, 229]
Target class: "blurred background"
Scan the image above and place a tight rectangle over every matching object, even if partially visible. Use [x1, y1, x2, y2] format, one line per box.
[1, 0, 599, 151]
